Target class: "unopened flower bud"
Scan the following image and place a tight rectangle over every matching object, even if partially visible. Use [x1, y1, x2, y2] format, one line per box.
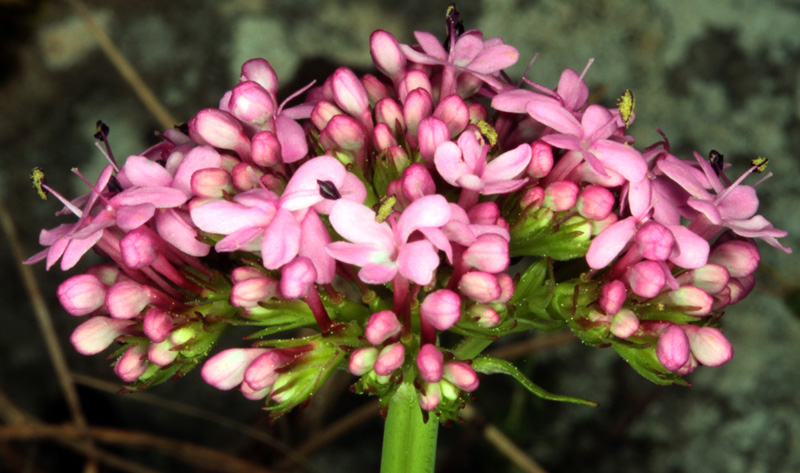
[374, 97, 405, 135]
[433, 94, 469, 137]
[403, 89, 433, 145]
[120, 227, 157, 269]
[250, 131, 282, 168]
[280, 257, 317, 299]
[708, 240, 760, 278]
[675, 263, 730, 295]
[417, 344, 444, 383]
[458, 271, 501, 303]
[528, 140, 554, 179]
[201, 348, 269, 390]
[105, 281, 149, 319]
[635, 221, 674, 261]
[463, 233, 509, 273]
[189, 109, 251, 161]
[388, 146, 410, 170]
[311, 100, 344, 131]
[599, 279, 627, 315]
[148, 338, 178, 366]
[443, 361, 479, 392]
[231, 266, 266, 283]
[610, 308, 639, 339]
[373, 123, 397, 150]
[365, 310, 402, 345]
[682, 325, 733, 367]
[244, 350, 290, 391]
[320, 114, 367, 153]
[468, 202, 500, 225]
[576, 185, 614, 221]
[468, 102, 489, 123]
[400, 163, 435, 201]
[231, 163, 264, 191]
[232, 276, 279, 308]
[467, 304, 500, 327]
[656, 324, 690, 372]
[420, 289, 462, 331]
[373, 342, 405, 376]
[70, 316, 134, 355]
[58, 274, 107, 316]
[520, 186, 545, 210]
[331, 67, 370, 123]
[240, 58, 279, 97]
[361, 74, 389, 103]
[418, 382, 441, 411]
[397, 70, 432, 104]
[628, 261, 665, 298]
[495, 273, 514, 303]
[229, 81, 275, 127]
[369, 30, 406, 81]
[143, 307, 173, 343]
[543, 181, 579, 212]
[349, 347, 379, 376]
[191, 168, 234, 198]
[115, 345, 148, 382]
[662, 285, 714, 316]
[417, 117, 450, 162]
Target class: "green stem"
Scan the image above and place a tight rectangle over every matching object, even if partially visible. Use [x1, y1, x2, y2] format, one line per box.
[380, 380, 439, 473]
[453, 336, 494, 360]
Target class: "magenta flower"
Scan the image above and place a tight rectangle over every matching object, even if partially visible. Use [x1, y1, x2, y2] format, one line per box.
[326, 194, 452, 285]
[434, 130, 532, 196]
[527, 102, 646, 184]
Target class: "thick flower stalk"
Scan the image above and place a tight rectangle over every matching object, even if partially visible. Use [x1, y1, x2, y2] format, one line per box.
[27, 6, 790, 431]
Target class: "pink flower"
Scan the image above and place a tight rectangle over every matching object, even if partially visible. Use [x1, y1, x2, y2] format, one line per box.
[434, 130, 531, 195]
[526, 102, 646, 184]
[326, 195, 452, 285]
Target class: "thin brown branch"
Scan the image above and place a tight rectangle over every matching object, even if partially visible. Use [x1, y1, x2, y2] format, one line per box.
[275, 400, 380, 470]
[0, 197, 99, 473]
[62, 0, 177, 128]
[461, 405, 548, 473]
[486, 331, 576, 360]
[0, 423, 279, 473]
[71, 373, 320, 472]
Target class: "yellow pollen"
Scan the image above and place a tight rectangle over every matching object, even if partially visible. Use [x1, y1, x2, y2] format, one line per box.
[617, 89, 635, 128]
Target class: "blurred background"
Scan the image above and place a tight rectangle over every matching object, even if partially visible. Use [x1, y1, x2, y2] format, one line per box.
[1, 0, 799, 471]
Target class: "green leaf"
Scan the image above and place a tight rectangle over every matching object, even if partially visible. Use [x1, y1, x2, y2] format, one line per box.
[380, 380, 439, 473]
[472, 355, 597, 406]
[612, 341, 690, 386]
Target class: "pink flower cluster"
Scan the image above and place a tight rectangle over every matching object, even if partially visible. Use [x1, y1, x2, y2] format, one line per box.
[28, 10, 789, 417]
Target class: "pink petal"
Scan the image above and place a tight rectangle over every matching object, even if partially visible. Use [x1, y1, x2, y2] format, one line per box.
[590, 140, 647, 183]
[329, 199, 394, 251]
[412, 31, 448, 60]
[585, 217, 637, 269]
[190, 200, 272, 234]
[434, 141, 470, 187]
[656, 324, 690, 372]
[156, 209, 210, 257]
[113, 187, 188, 209]
[121, 155, 173, 188]
[299, 210, 336, 284]
[261, 208, 300, 269]
[397, 240, 439, 285]
[397, 194, 451, 242]
[359, 263, 398, 285]
[526, 100, 582, 136]
[666, 225, 709, 269]
[116, 203, 156, 231]
[172, 145, 222, 197]
[215, 226, 264, 252]
[280, 156, 346, 211]
[482, 143, 531, 181]
[275, 115, 308, 163]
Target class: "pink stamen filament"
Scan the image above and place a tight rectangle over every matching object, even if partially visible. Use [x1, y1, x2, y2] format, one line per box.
[305, 285, 333, 332]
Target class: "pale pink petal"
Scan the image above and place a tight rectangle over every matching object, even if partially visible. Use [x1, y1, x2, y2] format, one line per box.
[434, 141, 469, 187]
[156, 209, 210, 257]
[190, 200, 272, 234]
[280, 156, 346, 211]
[482, 143, 531, 181]
[172, 145, 222, 197]
[666, 225, 709, 269]
[299, 210, 336, 284]
[113, 187, 188, 209]
[590, 140, 647, 183]
[275, 115, 308, 163]
[61, 231, 103, 270]
[121, 155, 173, 188]
[397, 240, 439, 285]
[541, 134, 582, 151]
[326, 241, 388, 267]
[526, 100, 582, 136]
[261, 208, 301, 269]
[467, 44, 519, 73]
[329, 199, 395, 251]
[585, 217, 637, 269]
[358, 263, 398, 285]
[397, 194, 451, 242]
[117, 203, 156, 231]
[215, 226, 264, 252]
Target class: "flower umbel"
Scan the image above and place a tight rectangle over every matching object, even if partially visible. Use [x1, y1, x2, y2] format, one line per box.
[27, 4, 789, 425]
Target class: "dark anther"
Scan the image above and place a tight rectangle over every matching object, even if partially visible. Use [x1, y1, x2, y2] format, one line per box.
[318, 180, 341, 200]
[709, 149, 724, 177]
[107, 175, 123, 194]
[94, 120, 110, 141]
[443, 3, 464, 49]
